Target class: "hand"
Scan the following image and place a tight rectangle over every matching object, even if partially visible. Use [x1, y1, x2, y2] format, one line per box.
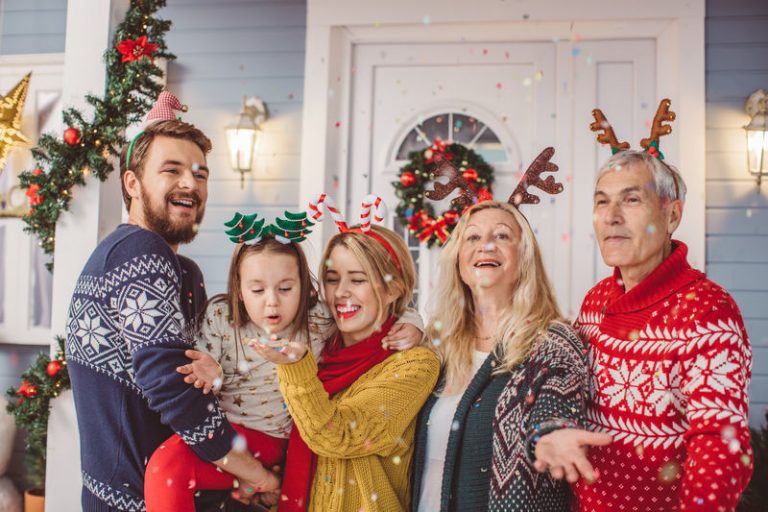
[233, 466, 280, 504]
[382, 322, 422, 351]
[256, 465, 282, 506]
[248, 334, 308, 365]
[176, 350, 223, 394]
[533, 428, 613, 483]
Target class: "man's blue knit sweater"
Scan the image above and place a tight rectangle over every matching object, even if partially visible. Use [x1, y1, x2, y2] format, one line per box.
[65, 224, 236, 511]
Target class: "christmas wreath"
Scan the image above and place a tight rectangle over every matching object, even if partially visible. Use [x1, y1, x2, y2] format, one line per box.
[393, 139, 495, 247]
[17, 0, 174, 268]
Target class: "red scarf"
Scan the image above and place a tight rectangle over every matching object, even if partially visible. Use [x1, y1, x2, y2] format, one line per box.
[278, 316, 396, 511]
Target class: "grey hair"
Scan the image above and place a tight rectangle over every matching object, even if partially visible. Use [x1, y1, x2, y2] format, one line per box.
[596, 150, 686, 203]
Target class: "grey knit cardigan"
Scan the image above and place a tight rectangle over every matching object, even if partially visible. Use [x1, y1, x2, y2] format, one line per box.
[411, 322, 587, 512]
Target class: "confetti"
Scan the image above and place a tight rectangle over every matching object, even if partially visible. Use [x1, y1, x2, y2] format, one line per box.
[496, 82, 503, 89]
[646, 224, 657, 235]
[392, 455, 401, 465]
[422, 15, 431, 25]
[334, 121, 341, 128]
[231, 434, 247, 453]
[658, 461, 680, 484]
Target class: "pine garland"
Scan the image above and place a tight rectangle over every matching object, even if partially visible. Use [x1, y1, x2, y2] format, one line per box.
[5, 337, 70, 490]
[17, 0, 175, 266]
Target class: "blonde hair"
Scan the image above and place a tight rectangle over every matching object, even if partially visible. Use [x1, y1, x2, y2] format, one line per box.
[426, 201, 564, 393]
[319, 225, 416, 329]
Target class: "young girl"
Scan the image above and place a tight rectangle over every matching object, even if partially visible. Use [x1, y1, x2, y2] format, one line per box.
[143, 210, 424, 511]
[251, 217, 441, 512]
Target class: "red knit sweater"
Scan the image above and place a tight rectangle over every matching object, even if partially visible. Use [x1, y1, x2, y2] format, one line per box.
[573, 241, 753, 512]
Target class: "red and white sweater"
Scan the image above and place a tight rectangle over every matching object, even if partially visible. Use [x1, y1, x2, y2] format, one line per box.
[574, 241, 753, 512]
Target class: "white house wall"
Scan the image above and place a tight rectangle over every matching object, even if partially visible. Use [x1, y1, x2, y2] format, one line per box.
[160, 0, 309, 294]
[705, 0, 768, 426]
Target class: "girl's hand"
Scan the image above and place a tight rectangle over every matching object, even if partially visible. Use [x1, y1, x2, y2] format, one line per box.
[382, 322, 422, 351]
[248, 334, 308, 365]
[176, 349, 223, 394]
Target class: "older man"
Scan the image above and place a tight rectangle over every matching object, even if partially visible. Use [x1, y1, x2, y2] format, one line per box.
[534, 150, 753, 511]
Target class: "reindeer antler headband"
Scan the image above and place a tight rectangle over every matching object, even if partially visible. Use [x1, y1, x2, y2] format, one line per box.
[424, 147, 564, 210]
[309, 193, 402, 274]
[590, 98, 680, 196]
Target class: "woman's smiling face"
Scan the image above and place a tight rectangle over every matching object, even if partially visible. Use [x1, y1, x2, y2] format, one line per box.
[323, 245, 393, 345]
[458, 207, 522, 294]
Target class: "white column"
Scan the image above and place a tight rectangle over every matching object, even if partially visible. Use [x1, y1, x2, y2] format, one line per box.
[46, 1, 128, 510]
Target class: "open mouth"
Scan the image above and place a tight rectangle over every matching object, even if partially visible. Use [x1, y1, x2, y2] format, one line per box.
[266, 314, 282, 325]
[336, 304, 361, 319]
[474, 260, 501, 269]
[169, 197, 196, 210]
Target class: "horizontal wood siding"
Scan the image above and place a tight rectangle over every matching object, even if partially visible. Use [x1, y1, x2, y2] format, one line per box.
[705, 0, 768, 426]
[0, 0, 67, 54]
[160, 0, 307, 296]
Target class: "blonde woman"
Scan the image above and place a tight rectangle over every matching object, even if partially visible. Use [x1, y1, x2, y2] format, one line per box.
[412, 200, 588, 512]
[251, 224, 440, 512]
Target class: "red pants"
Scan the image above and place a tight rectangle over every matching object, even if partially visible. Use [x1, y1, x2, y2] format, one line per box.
[144, 423, 287, 512]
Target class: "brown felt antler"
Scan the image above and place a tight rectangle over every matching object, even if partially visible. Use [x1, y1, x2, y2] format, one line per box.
[424, 152, 476, 210]
[590, 109, 630, 153]
[640, 98, 675, 149]
[508, 147, 564, 207]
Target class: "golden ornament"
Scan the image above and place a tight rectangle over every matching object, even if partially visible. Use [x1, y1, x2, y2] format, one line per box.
[0, 73, 32, 174]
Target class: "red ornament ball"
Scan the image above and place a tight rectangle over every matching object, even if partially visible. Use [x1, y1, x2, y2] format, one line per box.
[462, 168, 478, 182]
[400, 171, 416, 187]
[47, 360, 62, 377]
[63, 127, 81, 145]
[443, 210, 460, 225]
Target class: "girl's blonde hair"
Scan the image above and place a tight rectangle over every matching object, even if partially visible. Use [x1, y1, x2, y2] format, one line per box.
[426, 201, 564, 393]
[203, 237, 318, 362]
[319, 225, 416, 329]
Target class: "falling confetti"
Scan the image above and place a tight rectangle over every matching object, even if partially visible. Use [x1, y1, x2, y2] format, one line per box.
[572, 47, 581, 57]
[658, 461, 681, 484]
[422, 15, 431, 25]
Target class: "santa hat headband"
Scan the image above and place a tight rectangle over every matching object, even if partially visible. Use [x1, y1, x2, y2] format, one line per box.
[125, 91, 188, 169]
[309, 193, 402, 274]
[424, 146, 564, 211]
[590, 98, 680, 198]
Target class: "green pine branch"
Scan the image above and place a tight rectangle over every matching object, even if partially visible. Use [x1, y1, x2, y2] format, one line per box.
[17, 0, 175, 268]
[5, 337, 70, 490]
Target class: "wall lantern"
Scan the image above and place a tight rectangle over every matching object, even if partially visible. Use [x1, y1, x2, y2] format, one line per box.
[744, 89, 768, 187]
[226, 96, 268, 188]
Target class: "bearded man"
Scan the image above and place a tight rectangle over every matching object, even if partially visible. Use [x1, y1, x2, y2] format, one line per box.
[65, 113, 276, 511]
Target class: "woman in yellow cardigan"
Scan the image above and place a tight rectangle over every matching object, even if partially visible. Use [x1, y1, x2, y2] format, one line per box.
[251, 223, 440, 512]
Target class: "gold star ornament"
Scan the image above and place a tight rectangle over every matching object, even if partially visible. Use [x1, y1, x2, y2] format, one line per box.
[0, 73, 32, 174]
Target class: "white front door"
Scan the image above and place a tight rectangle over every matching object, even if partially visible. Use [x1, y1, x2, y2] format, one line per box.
[348, 38, 656, 317]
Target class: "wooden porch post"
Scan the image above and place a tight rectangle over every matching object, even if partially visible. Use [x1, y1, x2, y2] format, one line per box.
[45, 1, 129, 510]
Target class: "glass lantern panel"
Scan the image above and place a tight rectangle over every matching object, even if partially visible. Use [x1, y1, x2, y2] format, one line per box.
[226, 128, 258, 171]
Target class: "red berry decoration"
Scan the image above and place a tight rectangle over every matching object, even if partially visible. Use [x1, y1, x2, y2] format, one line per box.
[47, 360, 62, 377]
[400, 171, 416, 187]
[63, 127, 81, 145]
[443, 210, 460, 225]
[462, 168, 478, 182]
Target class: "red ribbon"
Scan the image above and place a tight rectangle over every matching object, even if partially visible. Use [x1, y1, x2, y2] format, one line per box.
[418, 216, 450, 243]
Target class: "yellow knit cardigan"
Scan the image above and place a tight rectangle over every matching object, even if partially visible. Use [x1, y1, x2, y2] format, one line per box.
[277, 347, 440, 512]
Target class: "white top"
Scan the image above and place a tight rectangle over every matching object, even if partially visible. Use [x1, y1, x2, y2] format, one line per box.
[418, 350, 489, 512]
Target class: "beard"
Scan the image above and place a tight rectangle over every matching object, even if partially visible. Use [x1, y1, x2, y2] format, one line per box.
[141, 191, 205, 246]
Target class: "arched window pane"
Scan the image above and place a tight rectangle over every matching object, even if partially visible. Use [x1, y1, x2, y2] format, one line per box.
[395, 112, 505, 162]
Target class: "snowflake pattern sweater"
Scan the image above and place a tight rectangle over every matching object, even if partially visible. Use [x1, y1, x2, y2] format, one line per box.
[65, 225, 236, 512]
[573, 241, 753, 512]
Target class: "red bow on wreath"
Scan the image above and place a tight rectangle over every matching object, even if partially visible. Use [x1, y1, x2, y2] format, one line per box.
[418, 216, 450, 243]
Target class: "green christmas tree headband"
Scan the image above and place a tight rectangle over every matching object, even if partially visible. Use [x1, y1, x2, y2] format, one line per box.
[224, 210, 315, 245]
